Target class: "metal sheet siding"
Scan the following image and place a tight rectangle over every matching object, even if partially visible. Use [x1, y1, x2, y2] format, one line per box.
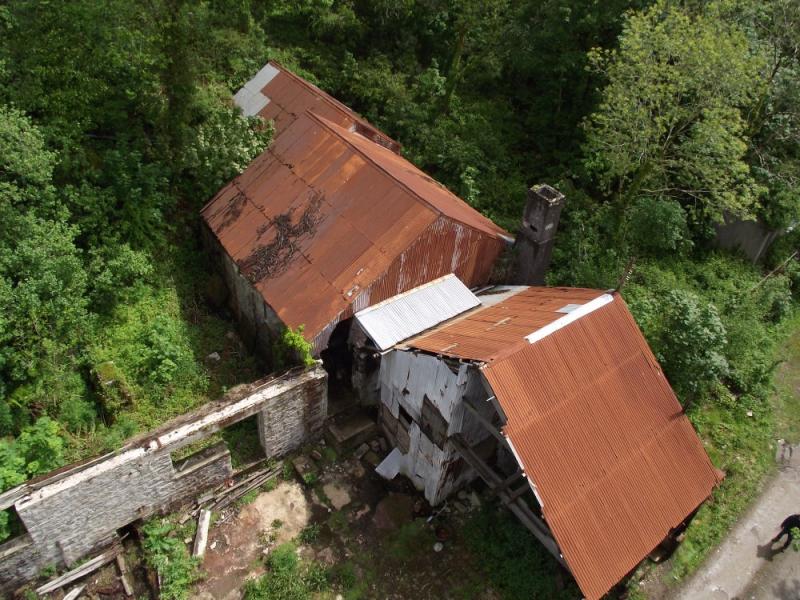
[355, 274, 481, 351]
[202, 64, 510, 350]
[482, 297, 721, 600]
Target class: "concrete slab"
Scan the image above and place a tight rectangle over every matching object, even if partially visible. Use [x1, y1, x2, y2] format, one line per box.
[326, 413, 378, 452]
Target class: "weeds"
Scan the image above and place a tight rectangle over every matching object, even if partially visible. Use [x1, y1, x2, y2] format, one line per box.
[141, 517, 202, 600]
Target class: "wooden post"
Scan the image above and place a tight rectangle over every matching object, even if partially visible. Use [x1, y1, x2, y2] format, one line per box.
[193, 509, 212, 558]
[451, 435, 567, 569]
[116, 553, 134, 596]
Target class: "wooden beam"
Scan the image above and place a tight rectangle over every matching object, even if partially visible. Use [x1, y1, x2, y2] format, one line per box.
[63, 585, 86, 600]
[462, 399, 507, 446]
[193, 509, 212, 558]
[506, 483, 530, 503]
[116, 554, 134, 596]
[451, 435, 567, 569]
[36, 545, 121, 595]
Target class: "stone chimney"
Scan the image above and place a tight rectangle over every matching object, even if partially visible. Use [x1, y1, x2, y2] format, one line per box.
[514, 184, 565, 285]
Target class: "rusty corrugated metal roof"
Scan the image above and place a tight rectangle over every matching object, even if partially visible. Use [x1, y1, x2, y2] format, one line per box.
[412, 289, 720, 600]
[484, 296, 720, 600]
[408, 286, 605, 360]
[203, 69, 510, 344]
[235, 61, 401, 152]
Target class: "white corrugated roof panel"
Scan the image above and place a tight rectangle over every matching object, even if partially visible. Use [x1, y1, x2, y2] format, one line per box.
[355, 274, 480, 351]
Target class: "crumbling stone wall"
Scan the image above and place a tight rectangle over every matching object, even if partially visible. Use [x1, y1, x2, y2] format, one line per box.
[0, 365, 328, 595]
[257, 367, 327, 456]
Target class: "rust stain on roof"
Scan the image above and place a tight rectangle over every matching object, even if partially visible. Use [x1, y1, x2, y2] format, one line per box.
[411, 289, 721, 600]
[202, 64, 509, 346]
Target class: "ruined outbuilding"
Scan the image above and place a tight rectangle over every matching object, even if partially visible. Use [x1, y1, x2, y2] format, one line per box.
[0, 366, 327, 595]
[374, 285, 721, 600]
[201, 62, 511, 360]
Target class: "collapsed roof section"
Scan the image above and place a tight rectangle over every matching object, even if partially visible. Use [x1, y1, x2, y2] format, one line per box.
[202, 63, 510, 353]
[408, 287, 722, 600]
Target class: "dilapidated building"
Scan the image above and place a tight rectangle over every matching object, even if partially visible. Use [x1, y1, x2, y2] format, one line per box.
[364, 284, 721, 600]
[201, 62, 511, 362]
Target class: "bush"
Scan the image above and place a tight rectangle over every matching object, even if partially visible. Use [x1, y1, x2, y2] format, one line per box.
[272, 326, 315, 371]
[651, 289, 729, 399]
[0, 417, 65, 541]
[243, 541, 329, 600]
[141, 518, 202, 600]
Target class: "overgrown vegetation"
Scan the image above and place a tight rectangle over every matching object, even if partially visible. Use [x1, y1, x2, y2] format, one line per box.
[464, 506, 579, 599]
[242, 542, 328, 600]
[0, 0, 798, 593]
[142, 517, 203, 600]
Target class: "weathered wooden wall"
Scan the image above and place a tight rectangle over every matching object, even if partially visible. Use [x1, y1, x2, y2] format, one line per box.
[378, 350, 495, 505]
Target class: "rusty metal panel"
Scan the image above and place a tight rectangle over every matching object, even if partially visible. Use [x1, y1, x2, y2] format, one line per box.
[479, 297, 721, 600]
[409, 286, 607, 361]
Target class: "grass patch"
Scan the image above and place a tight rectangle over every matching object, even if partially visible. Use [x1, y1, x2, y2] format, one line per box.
[667, 310, 800, 580]
[242, 542, 329, 600]
[463, 505, 579, 600]
[221, 417, 264, 468]
[386, 520, 435, 563]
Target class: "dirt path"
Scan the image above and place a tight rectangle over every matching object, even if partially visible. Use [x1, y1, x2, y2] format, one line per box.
[669, 448, 799, 600]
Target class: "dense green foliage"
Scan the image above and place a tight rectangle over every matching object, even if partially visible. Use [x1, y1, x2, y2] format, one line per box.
[142, 518, 203, 600]
[272, 326, 316, 371]
[464, 506, 579, 599]
[0, 0, 797, 591]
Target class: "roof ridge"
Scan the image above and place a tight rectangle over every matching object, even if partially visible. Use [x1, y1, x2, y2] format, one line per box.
[305, 110, 509, 241]
[482, 292, 616, 364]
[268, 61, 398, 145]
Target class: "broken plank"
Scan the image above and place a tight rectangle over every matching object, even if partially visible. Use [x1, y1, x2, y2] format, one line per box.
[116, 553, 134, 596]
[193, 509, 212, 558]
[211, 466, 281, 511]
[36, 545, 121, 595]
[63, 585, 86, 600]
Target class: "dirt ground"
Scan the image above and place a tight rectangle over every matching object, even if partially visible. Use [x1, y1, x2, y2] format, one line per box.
[194, 481, 313, 600]
[192, 446, 496, 600]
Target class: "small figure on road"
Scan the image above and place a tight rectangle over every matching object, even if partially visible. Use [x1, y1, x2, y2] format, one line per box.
[769, 514, 800, 553]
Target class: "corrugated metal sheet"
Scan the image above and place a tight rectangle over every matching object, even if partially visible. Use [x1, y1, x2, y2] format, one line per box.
[236, 60, 402, 153]
[203, 65, 510, 349]
[408, 286, 605, 361]
[480, 296, 721, 600]
[355, 274, 480, 351]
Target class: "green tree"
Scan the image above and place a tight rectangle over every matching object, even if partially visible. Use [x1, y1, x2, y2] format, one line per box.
[583, 2, 766, 223]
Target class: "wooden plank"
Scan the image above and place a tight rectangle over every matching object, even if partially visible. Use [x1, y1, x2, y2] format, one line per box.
[116, 553, 134, 596]
[506, 483, 530, 503]
[193, 509, 212, 558]
[211, 466, 281, 511]
[63, 584, 86, 600]
[36, 545, 121, 595]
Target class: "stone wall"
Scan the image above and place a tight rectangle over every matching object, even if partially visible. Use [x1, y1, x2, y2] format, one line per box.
[0, 365, 328, 595]
[203, 223, 286, 362]
[257, 367, 327, 456]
